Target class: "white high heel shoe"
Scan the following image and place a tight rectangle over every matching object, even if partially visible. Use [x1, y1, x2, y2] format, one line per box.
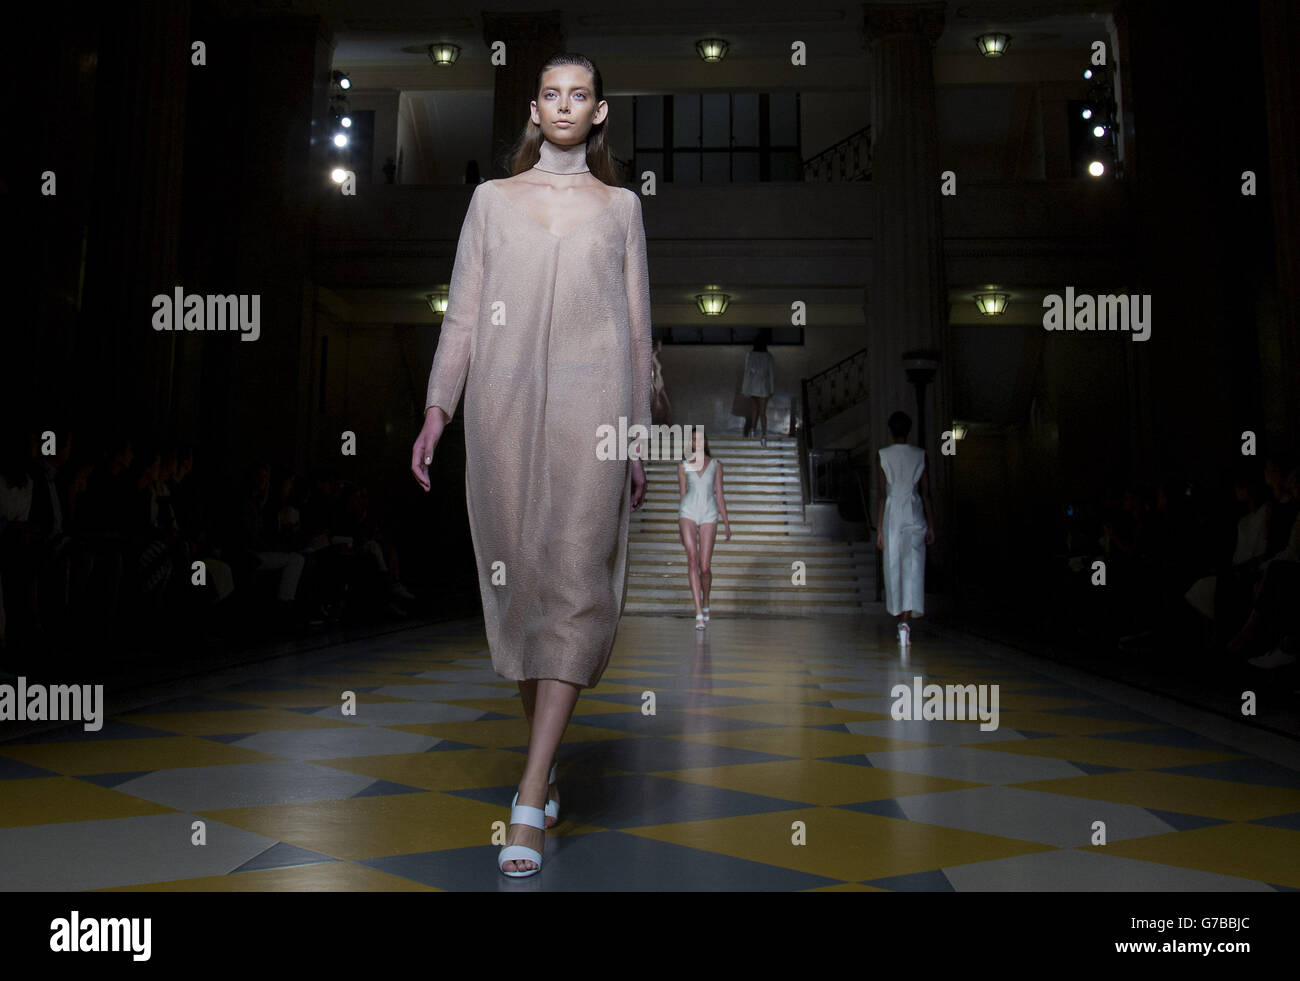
[499, 792, 547, 877]
[695, 613, 706, 630]
[702, 606, 710, 622]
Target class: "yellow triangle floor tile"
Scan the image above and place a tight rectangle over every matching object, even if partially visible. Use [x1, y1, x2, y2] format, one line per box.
[625, 807, 1054, 881]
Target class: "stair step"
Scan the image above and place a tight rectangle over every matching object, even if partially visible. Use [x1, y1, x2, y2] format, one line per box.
[628, 436, 870, 611]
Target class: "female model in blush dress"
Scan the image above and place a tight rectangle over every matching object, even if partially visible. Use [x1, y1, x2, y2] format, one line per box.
[422, 135, 653, 688]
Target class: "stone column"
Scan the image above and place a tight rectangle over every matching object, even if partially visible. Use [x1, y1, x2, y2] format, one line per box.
[481, 12, 566, 178]
[862, 1, 952, 585]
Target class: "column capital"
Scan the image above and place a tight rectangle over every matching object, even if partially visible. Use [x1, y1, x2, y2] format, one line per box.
[862, 1, 946, 46]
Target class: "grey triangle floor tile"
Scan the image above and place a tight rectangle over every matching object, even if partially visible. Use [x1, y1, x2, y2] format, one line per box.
[231, 842, 340, 874]
[867, 868, 954, 891]
[78, 770, 155, 788]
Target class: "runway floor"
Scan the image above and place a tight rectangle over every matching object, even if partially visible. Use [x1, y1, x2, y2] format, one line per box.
[2, 614, 1299, 891]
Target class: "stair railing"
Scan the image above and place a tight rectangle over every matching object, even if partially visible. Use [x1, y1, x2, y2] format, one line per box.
[800, 346, 870, 505]
[802, 126, 872, 182]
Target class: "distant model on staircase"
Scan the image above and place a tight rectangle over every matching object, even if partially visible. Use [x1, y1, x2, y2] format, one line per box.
[651, 338, 672, 425]
[678, 428, 731, 629]
[741, 330, 776, 446]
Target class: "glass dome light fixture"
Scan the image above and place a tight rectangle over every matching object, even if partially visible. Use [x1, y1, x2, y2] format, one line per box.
[331, 70, 351, 89]
[694, 284, 731, 316]
[426, 287, 449, 318]
[427, 43, 461, 67]
[951, 422, 968, 440]
[1081, 107, 1093, 120]
[973, 291, 1009, 316]
[976, 33, 1011, 57]
[695, 38, 729, 62]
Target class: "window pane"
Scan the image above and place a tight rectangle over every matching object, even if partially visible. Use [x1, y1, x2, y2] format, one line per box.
[636, 96, 663, 147]
[702, 325, 731, 343]
[703, 93, 729, 147]
[671, 325, 702, 343]
[771, 149, 801, 181]
[734, 94, 759, 146]
[772, 327, 803, 344]
[702, 152, 729, 183]
[673, 151, 700, 182]
[733, 151, 760, 181]
[769, 91, 797, 144]
[673, 93, 701, 147]
[637, 151, 664, 184]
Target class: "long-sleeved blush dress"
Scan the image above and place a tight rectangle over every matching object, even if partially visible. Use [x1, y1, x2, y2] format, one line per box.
[424, 174, 653, 688]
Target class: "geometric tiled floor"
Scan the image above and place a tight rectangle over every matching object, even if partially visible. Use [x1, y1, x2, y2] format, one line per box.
[2, 614, 1299, 891]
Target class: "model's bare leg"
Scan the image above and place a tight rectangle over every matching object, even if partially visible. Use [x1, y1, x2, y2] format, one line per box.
[503, 678, 579, 872]
[518, 679, 559, 826]
[757, 396, 769, 438]
[699, 522, 717, 611]
[679, 517, 703, 615]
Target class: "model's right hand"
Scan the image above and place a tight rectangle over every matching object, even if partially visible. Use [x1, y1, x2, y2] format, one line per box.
[411, 407, 447, 492]
[875, 530, 883, 551]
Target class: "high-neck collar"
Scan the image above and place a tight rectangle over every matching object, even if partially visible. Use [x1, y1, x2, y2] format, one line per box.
[533, 136, 590, 175]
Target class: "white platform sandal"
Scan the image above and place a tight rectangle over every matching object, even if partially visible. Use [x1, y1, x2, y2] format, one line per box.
[498, 792, 547, 877]
[696, 613, 706, 630]
[702, 606, 710, 622]
[898, 622, 910, 646]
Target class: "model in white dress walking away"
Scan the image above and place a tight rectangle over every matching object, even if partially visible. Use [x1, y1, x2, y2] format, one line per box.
[741, 334, 775, 446]
[678, 428, 730, 629]
[875, 411, 935, 645]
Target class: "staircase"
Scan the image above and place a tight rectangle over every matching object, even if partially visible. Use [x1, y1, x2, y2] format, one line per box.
[624, 435, 875, 615]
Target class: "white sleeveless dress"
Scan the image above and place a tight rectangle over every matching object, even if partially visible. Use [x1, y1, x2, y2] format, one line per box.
[878, 443, 927, 616]
[741, 350, 775, 397]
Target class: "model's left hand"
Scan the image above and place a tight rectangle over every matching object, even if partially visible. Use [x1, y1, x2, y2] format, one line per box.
[725, 523, 731, 542]
[630, 459, 646, 510]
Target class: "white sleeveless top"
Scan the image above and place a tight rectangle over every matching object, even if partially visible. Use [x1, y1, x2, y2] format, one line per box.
[679, 458, 719, 517]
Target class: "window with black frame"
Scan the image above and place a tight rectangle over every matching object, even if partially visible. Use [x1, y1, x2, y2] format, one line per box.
[633, 92, 801, 183]
[653, 326, 804, 346]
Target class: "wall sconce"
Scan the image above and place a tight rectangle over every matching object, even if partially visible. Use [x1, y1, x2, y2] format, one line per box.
[951, 422, 967, 440]
[974, 291, 1009, 316]
[427, 43, 461, 67]
[976, 33, 1011, 57]
[426, 288, 449, 317]
[694, 285, 731, 316]
[695, 38, 729, 62]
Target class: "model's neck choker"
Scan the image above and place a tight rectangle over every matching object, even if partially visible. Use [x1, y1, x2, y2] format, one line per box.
[533, 136, 590, 175]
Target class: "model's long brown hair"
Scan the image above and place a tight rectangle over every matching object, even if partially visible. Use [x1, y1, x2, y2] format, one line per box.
[684, 429, 713, 464]
[505, 52, 622, 186]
